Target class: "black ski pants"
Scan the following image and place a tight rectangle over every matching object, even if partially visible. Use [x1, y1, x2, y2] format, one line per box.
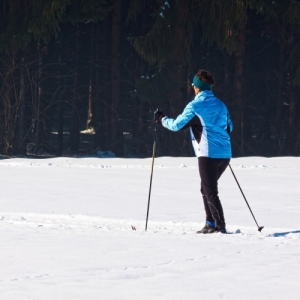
[198, 157, 230, 229]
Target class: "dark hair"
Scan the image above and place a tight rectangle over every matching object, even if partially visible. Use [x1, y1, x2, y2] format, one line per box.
[196, 69, 215, 86]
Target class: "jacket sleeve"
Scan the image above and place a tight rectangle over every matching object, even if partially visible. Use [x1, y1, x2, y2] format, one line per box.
[227, 110, 233, 133]
[161, 102, 195, 132]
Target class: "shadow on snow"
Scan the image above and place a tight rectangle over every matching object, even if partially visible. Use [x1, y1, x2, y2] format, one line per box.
[268, 230, 300, 237]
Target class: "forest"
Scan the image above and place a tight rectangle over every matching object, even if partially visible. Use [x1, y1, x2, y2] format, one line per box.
[1, 0, 300, 158]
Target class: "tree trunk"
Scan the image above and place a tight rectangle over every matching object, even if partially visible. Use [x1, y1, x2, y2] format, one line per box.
[164, 62, 188, 156]
[223, 52, 234, 105]
[0, 90, 3, 153]
[101, 16, 112, 151]
[110, 0, 123, 157]
[275, 31, 286, 128]
[288, 88, 296, 131]
[232, 29, 246, 156]
[34, 42, 44, 153]
[87, 78, 93, 130]
[136, 98, 145, 155]
[56, 89, 64, 156]
[287, 76, 297, 155]
[166, 2, 189, 156]
[56, 32, 64, 156]
[18, 57, 26, 154]
[87, 24, 95, 131]
[1, 61, 11, 155]
[68, 27, 80, 151]
[94, 22, 105, 149]
[2, 56, 17, 155]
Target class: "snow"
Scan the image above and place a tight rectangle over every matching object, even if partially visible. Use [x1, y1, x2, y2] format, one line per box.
[1, 156, 300, 299]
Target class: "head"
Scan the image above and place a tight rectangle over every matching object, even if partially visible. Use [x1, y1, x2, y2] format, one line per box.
[192, 69, 215, 95]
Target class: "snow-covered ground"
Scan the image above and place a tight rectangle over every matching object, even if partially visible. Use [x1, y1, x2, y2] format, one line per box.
[1, 156, 300, 299]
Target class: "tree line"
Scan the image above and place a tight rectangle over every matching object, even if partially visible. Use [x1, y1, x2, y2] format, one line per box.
[1, 0, 300, 158]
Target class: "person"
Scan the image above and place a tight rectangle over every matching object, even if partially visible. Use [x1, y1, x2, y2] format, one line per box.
[154, 69, 233, 234]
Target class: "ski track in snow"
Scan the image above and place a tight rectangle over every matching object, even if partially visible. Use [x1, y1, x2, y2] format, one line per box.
[1, 212, 299, 241]
[0, 161, 284, 170]
[0, 161, 275, 169]
[1, 158, 299, 170]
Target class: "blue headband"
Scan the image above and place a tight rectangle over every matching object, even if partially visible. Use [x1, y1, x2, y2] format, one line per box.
[193, 75, 212, 91]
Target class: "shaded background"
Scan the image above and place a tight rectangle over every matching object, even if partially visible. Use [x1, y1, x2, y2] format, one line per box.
[1, 0, 300, 158]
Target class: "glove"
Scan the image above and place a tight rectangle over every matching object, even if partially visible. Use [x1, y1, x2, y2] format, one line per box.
[154, 109, 165, 124]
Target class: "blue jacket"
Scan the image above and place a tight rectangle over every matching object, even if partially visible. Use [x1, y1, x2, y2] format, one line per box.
[162, 90, 233, 158]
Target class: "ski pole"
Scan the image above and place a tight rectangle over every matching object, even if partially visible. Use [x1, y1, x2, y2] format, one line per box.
[145, 119, 159, 231]
[228, 164, 264, 232]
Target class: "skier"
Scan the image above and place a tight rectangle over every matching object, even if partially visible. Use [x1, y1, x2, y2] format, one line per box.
[154, 69, 233, 234]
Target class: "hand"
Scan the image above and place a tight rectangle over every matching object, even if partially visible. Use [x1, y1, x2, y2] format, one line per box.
[154, 109, 165, 124]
